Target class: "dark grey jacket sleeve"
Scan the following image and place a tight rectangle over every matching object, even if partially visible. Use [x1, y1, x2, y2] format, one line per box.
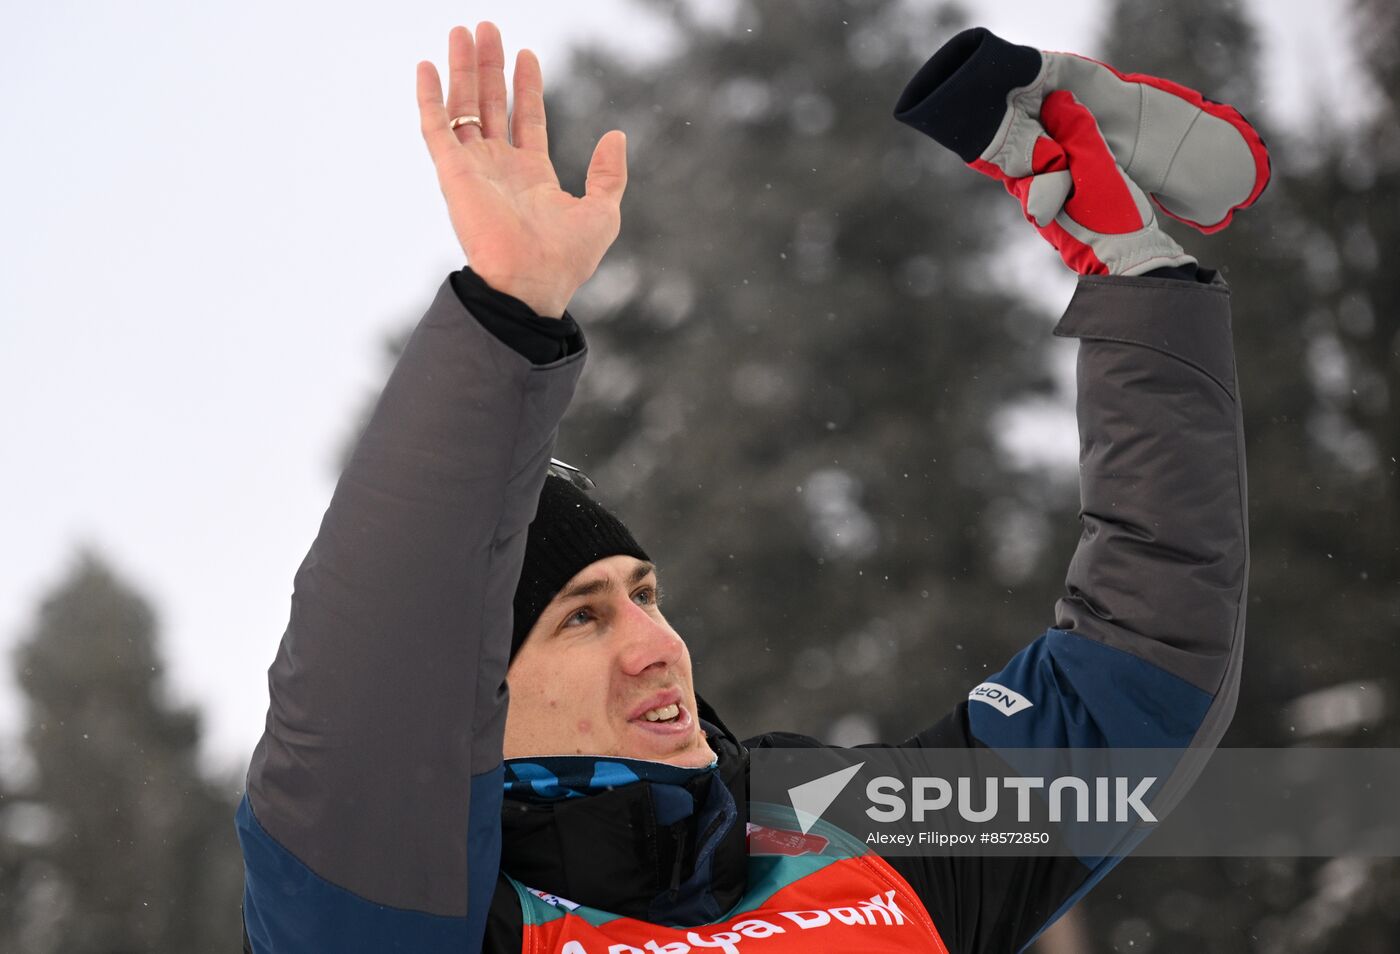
[242, 275, 584, 924]
[888, 271, 1249, 954]
[1049, 270, 1248, 800]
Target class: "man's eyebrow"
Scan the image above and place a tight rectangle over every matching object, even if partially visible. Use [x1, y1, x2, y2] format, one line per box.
[555, 562, 657, 603]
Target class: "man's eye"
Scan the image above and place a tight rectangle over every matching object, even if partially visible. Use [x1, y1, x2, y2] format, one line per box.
[634, 585, 661, 607]
[564, 608, 594, 628]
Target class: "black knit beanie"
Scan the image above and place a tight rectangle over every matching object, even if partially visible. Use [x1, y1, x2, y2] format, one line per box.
[510, 471, 650, 659]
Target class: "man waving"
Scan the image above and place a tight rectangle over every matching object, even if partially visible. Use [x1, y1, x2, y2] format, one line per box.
[238, 20, 1264, 953]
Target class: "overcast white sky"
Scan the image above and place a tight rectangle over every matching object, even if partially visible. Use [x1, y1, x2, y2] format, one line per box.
[0, 0, 1371, 778]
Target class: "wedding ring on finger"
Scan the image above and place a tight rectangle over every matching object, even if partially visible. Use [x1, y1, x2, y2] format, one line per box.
[450, 115, 483, 131]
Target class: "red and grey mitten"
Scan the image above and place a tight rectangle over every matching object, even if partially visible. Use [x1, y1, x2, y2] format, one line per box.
[893, 27, 1271, 275]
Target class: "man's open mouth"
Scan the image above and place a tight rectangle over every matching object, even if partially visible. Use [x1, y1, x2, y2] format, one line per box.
[628, 691, 691, 734]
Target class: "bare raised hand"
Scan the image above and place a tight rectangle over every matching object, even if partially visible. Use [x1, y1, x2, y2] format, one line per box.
[416, 22, 627, 317]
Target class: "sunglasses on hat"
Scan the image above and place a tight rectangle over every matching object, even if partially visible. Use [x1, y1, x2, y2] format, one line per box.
[547, 458, 595, 493]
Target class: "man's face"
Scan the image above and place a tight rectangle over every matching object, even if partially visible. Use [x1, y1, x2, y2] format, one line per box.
[504, 555, 715, 768]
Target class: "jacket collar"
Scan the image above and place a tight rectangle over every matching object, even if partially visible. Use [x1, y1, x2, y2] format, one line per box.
[499, 697, 750, 926]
